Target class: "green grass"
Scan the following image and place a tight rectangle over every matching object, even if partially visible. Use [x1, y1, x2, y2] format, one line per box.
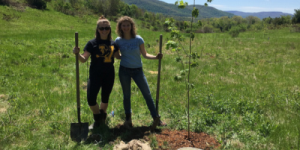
[1, 5, 300, 150]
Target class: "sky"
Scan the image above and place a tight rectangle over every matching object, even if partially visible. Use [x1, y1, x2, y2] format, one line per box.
[159, 0, 299, 14]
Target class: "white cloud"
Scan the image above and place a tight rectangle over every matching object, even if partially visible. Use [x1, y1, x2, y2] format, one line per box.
[209, 4, 227, 9]
[210, 5, 294, 14]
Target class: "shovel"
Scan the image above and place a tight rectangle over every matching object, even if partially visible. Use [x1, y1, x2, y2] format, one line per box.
[151, 34, 163, 131]
[70, 32, 89, 142]
[155, 34, 163, 115]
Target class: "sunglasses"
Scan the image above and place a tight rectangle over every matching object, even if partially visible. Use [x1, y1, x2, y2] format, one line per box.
[98, 27, 111, 31]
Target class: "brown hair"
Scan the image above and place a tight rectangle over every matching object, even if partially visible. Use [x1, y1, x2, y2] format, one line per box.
[95, 15, 112, 40]
[116, 16, 137, 38]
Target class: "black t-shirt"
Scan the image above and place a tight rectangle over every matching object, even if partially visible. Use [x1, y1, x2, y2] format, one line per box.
[84, 39, 119, 71]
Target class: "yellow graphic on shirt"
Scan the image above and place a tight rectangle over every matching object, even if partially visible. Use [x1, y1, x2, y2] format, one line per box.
[104, 46, 114, 62]
[98, 45, 114, 63]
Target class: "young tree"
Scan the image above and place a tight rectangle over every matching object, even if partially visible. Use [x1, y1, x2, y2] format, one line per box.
[166, 0, 212, 138]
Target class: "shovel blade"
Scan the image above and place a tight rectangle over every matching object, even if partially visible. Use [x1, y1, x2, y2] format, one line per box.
[70, 122, 89, 142]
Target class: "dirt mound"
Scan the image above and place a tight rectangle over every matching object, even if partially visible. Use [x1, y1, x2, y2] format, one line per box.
[114, 139, 151, 150]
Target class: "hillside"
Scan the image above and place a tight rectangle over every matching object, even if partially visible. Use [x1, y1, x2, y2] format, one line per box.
[121, 0, 234, 20]
[226, 11, 293, 19]
[1, 4, 300, 150]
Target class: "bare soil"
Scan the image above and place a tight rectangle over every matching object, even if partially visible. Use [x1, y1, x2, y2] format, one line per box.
[154, 129, 220, 150]
[88, 124, 220, 150]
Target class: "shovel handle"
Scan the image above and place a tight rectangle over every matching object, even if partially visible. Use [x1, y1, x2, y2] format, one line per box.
[75, 32, 81, 123]
[156, 35, 162, 115]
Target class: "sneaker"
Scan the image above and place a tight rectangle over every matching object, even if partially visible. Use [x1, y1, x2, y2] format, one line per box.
[158, 120, 167, 126]
[100, 109, 107, 124]
[151, 116, 167, 131]
[124, 120, 133, 128]
[89, 121, 100, 130]
[89, 113, 102, 130]
[124, 113, 133, 128]
[150, 117, 160, 131]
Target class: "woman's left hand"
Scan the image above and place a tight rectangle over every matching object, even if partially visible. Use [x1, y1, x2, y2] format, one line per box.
[156, 53, 163, 59]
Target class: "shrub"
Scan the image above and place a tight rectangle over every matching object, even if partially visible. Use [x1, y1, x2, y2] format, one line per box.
[202, 24, 214, 33]
[229, 26, 240, 38]
[25, 0, 51, 9]
[239, 24, 247, 32]
[250, 23, 264, 30]
[290, 24, 300, 32]
[52, 0, 74, 15]
[185, 28, 191, 33]
[145, 23, 150, 29]
[0, 0, 10, 5]
[152, 26, 158, 31]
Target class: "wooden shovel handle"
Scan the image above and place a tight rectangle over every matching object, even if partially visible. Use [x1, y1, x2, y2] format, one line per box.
[75, 32, 81, 123]
[156, 35, 162, 115]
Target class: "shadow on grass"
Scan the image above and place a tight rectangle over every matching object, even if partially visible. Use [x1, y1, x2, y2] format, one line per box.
[83, 123, 162, 147]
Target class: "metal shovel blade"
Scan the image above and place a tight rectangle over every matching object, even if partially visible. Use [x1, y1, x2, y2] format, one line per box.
[70, 122, 89, 142]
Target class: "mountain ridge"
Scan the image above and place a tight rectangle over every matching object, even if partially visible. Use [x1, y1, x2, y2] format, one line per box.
[121, 0, 234, 20]
[122, 0, 294, 20]
[226, 11, 293, 19]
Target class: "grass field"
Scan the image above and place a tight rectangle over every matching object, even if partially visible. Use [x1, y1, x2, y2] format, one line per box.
[0, 5, 300, 150]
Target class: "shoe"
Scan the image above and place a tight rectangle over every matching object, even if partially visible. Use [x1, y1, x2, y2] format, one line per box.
[158, 120, 167, 126]
[89, 113, 102, 130]
[150, 116, 167, 131]
[88, 121, 101, 130]
[100, 109, 107, 123]
[150, 116, 160, 131]
[124, 113, 133, 128]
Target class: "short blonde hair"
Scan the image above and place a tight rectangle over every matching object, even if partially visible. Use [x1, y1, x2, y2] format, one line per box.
[116, 16, 137, 38]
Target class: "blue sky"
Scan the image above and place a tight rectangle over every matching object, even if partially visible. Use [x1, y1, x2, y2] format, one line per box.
[159, 0, 299, 14]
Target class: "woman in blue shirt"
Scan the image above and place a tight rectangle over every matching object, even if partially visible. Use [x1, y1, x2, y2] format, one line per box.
[115, 16, 166, 128]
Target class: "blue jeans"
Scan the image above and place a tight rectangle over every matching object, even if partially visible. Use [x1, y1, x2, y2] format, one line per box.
[119, 65, 158, 119]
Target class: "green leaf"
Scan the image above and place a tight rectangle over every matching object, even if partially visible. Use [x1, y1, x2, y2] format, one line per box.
[188, 83, 195, 89]
[190, 32, 195, 41]
[190, 62, 198, 67]
[171, 29, 180, 39]
[204, 3, 208, 6]
[180, 70, 186, 75]
[176, 0, 188, 9]
[192, 7, 199, 18]
[166, 40, 178, 50]
[174, 75, 182, 81]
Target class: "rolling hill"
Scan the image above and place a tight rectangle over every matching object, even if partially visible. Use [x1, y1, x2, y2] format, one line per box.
[121, 0, 234, 20]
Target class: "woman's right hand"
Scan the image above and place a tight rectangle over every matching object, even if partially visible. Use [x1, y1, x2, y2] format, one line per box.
[73, 47, 80, 54]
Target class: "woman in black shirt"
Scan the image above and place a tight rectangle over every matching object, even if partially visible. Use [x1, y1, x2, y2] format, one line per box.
[73, 16, 120, 129]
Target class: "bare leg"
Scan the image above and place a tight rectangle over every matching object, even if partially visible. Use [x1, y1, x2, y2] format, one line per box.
[90, 104, 100, 114]
[99, 102, 108, 113]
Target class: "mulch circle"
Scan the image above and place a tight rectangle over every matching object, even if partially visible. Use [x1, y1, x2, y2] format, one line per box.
[154, 129, 221, 150]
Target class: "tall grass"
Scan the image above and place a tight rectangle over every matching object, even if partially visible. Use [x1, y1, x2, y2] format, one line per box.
[0, 6, 300, 150]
